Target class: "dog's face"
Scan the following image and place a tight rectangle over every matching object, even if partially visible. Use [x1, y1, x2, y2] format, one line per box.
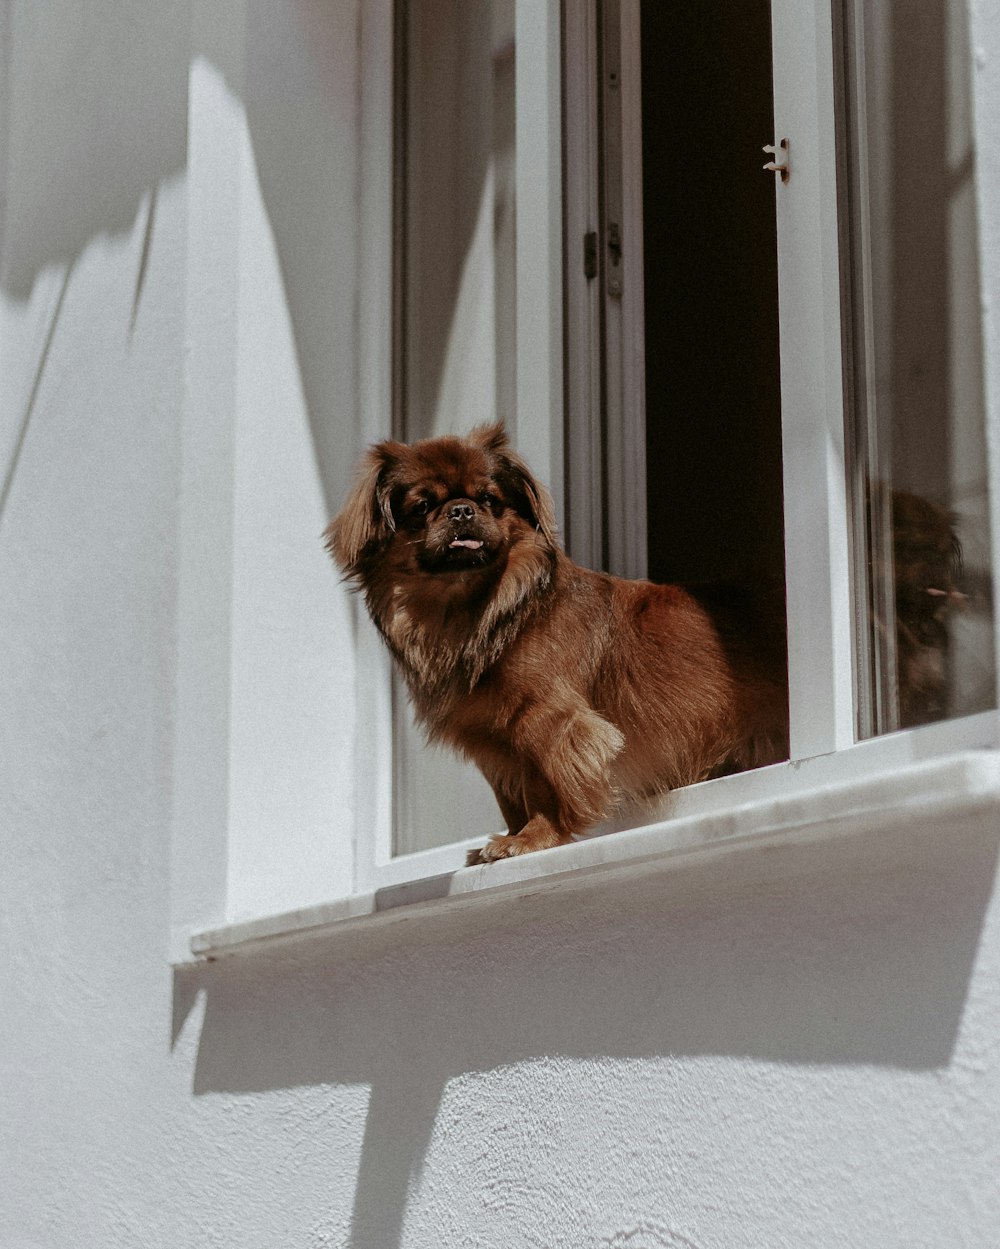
[890, 489, 964, 626]
[328, 423, 557, 588]
[391, 446, 520, 575]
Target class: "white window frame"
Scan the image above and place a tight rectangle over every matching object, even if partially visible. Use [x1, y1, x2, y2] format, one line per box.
[177, 0, 1000, 964]
[772, 0, 1000, 762]
[563, 0, 647, 579]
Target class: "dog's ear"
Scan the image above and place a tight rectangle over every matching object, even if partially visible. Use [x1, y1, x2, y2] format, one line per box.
[324, 440, 404, 574]
[470, 421, 558, 548]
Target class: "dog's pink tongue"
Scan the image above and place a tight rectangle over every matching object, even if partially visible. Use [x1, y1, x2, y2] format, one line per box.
[450, 538, 483, 550]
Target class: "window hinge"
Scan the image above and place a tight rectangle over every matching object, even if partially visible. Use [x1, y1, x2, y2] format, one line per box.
[584, 231, 598, 280]
[607, 221, 623, 296]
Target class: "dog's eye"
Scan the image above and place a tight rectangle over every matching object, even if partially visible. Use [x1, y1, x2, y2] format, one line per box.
[402, 498, 430, 526]
[479, 492, 501, 512]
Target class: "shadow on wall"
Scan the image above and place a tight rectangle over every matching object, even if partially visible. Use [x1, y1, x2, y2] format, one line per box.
[0, 0, 189, 300]
[175, 812, 1000, 1249]
[240, 0, 362, 519]
[0, 0, 191, 518]
[0, 0, 360, 522]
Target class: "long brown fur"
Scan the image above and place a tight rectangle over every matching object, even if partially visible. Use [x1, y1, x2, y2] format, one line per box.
[327, 424, 788, 864]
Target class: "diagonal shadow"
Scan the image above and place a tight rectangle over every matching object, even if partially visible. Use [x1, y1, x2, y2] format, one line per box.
[0, 258, 75, 522]
[240, 0, 367, 524]
[347, 1071, 447, 1249]
[128, 184, 158, 338]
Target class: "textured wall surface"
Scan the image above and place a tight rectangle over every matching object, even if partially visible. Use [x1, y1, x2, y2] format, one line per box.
[3, 3, 1000, 1248]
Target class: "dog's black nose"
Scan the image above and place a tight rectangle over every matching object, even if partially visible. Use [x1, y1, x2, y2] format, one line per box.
[449, 501, 476, 523]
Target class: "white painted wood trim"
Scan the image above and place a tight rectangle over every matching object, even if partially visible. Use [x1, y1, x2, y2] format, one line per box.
[355, 0, 396, 890]
[604, 0, 647, 580]
[969, 1, 1000, 721]
[562, 0, 603, 569]
[771, 0, 856, 758]
[186, 749, 1000, 961]
[562, 0, 647, 578]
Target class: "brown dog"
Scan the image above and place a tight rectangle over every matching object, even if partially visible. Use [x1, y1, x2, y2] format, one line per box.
[327, 424, 788, 864]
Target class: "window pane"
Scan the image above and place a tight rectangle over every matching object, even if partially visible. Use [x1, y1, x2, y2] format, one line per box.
[841, 0, 997, 735]
[396, 0, 516, 438]
[392, 0, 515, 854]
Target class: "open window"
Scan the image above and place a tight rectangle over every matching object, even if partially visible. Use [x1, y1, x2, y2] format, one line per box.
[383, 0, 998, 871]
[177, 0, 999, 960]
[838, 0, 996, 736]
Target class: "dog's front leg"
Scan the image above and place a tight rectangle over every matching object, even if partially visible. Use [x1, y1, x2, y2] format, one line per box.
[468, 702, 624, 864]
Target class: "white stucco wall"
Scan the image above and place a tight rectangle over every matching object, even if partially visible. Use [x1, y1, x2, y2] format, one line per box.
[3, 3, 1000, 1248]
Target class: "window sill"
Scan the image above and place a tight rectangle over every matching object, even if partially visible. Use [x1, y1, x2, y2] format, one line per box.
[183, 749, 1000, 962]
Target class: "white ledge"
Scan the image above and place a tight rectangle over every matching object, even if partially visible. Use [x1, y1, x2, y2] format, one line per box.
[186, 750, 1000, 961]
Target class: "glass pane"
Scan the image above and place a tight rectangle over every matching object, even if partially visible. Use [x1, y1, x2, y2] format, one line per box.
[392, 0, 515, 854]
[841, 0, 997, 735]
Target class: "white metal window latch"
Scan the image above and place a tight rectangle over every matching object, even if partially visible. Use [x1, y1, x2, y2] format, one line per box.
[763, 137, 790, 182]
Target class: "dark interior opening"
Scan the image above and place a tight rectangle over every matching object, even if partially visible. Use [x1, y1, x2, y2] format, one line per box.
[641, 0, 784, 588]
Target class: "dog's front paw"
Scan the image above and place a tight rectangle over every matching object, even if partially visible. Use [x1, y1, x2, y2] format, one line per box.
[466, 818, 573, 865]
[466, 834, 520, 866]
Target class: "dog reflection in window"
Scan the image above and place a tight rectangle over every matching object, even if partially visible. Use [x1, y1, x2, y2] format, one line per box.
[877, 489, 965, 727]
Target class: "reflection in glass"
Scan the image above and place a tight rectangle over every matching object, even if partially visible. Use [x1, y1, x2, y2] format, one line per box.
[392, 0, 515, 854]
[841, 0, 996, 735]
[396, 0, 516, 440]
